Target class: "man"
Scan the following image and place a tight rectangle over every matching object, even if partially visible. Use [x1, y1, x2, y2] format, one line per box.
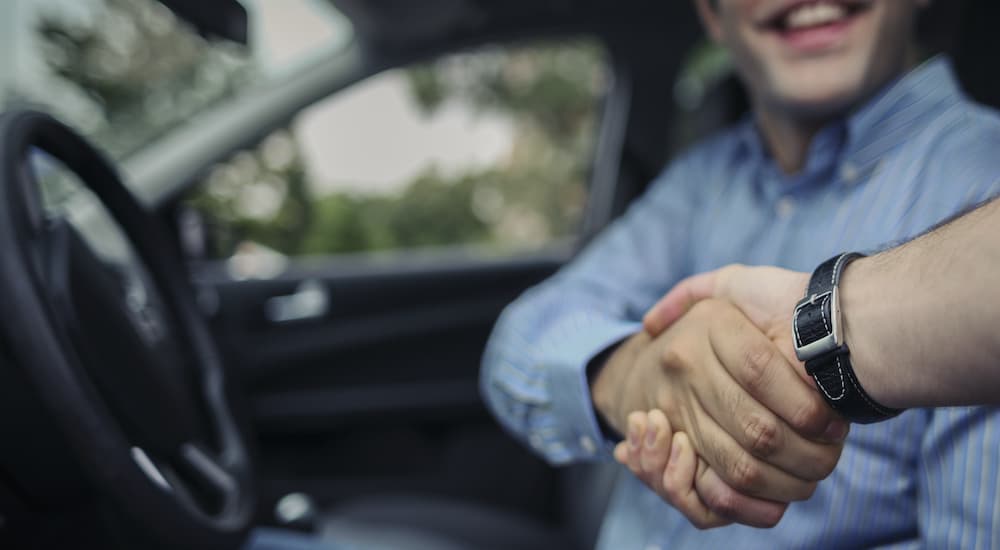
[481, 0, 1000, 547]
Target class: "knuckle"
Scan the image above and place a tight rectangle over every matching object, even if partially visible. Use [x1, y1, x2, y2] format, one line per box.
[740, 344, 774, 391]
[786, 480, 819, 502]
[743, 414, 781, 458]
[691, 515, 714, 531]
[790, 398, 828, 435]
[761, 505, 788, 528]
[660, 346, 690, 373]
[728, 452, 762, 492]
[759, 502, 788, 528]
[688, 298, 715, 315]
[661, 478, 682, 502]
[705, 489, 740, 519]
[812, 448, 842, 480]
[798, 481, 819, 501]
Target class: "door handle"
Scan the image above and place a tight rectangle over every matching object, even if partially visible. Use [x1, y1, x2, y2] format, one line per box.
[265, 279, 330, 324]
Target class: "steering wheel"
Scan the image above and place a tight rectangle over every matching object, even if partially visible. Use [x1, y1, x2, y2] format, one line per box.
[0, 110, 255, 548]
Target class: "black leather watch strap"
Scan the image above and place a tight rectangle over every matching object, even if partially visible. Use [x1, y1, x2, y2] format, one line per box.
[794, 253, 903, 424]
[805, 348, 901, 423]
[807, 252, 860, 296]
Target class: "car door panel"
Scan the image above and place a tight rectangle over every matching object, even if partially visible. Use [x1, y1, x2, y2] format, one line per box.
[191, 251, 566, 517]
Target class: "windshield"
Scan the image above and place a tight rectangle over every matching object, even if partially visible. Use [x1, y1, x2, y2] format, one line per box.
[0, 0, 352, 160]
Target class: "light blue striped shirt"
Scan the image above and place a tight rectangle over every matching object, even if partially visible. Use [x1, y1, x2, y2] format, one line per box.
[481, 56, 1000, 549]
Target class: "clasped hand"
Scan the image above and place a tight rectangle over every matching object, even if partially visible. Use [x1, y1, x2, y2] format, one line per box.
[592, 265, 847, 528]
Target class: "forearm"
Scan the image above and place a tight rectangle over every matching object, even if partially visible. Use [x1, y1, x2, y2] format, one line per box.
[841, 196, 1000, 408]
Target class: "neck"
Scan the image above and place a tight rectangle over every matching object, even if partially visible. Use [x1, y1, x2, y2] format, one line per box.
[752, 48, 925, 175]
[754, 107, 826, 174]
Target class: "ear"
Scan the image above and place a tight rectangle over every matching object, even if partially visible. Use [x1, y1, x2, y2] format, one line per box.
[694, 0, 724, 43]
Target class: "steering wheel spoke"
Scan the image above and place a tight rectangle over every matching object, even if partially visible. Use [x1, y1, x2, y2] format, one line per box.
[134, 442, 243, 520]
[131, 446, 174, 493]
[180, 443, 240, 501]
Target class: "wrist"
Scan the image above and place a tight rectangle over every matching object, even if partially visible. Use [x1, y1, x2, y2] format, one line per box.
[795, 252, 903, 422]
[590, 331, 648, 435]
[838, 256, 896, 407]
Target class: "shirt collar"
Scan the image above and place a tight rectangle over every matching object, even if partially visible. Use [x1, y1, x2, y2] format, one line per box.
[736, 55, 963, 186]
[842, 55, 962, 180]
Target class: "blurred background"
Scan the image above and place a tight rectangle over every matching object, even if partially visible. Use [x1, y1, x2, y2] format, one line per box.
[0, 0, 614, 272]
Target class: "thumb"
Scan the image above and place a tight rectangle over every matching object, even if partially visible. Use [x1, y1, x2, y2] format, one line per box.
[643, 270, 719, 336]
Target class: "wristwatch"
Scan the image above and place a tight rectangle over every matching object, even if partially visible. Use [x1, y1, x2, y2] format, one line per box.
[792, 252, 902, 424]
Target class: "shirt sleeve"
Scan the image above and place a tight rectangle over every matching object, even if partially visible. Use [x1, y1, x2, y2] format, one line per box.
[917, 406, 1000, 548]
[479, 154, 704, 465]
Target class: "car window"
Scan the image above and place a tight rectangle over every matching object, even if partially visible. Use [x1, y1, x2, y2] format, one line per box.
[0, 0, 351, 160]
[181, 39, 609, 277]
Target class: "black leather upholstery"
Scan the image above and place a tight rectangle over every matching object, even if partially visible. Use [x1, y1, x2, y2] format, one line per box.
[318, 463, 620, 550]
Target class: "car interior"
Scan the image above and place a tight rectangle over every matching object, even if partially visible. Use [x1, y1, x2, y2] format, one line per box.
[0, 0, 998, 549]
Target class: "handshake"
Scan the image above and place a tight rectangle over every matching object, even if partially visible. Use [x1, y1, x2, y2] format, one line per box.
[592, 264, 846, 529]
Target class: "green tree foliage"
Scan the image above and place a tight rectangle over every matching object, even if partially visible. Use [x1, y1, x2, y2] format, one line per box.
[36, 0, 251, 159]
[183, 131, 317, 258]
[407, 43, 605, 141]
[187, 40, 603, 262]
[35, 0, 606, 263]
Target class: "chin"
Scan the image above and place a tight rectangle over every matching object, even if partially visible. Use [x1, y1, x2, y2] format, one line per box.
[765, 68, 875, 119]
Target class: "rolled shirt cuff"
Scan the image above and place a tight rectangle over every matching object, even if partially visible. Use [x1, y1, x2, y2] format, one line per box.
[540, 315, 642, 461]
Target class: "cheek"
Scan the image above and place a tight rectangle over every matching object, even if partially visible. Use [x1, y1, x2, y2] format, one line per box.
[848, 7, 914, 87]
[720, 21, 778, 94]
[869, 5, 916, 57]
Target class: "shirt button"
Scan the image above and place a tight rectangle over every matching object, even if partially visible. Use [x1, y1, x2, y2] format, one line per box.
[579, 435, 597, 455]
[776, 197, 796, 218]
[645, 544, 662, 550]
[529, 435, 544, 450]
[841, 162, 859, 184]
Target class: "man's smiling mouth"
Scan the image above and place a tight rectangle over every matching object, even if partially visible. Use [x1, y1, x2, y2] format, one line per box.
[764, 1, 871, 31]
[759, 0, 873, 51]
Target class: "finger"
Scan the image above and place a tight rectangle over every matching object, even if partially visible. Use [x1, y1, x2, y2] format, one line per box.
[700, 356, 844, 481]
[613, 441, 629, 465]
[692, 460, 788, 528]
[643, 271, 719, 336]
[691, 403, 819, 502]
[709, 307, 844, 441]
[625, 411, 648, 475]
[660, 432, 731, 529]
[639, 410, 674, 490]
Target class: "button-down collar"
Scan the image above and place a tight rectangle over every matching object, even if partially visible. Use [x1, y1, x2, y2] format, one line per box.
[737, 56, 963, 200]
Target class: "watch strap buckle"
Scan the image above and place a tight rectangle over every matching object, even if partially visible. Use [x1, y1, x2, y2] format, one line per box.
[793, 288, 841, 362]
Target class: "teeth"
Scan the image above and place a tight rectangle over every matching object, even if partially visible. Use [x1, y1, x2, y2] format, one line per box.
[785, 2, 847, 29]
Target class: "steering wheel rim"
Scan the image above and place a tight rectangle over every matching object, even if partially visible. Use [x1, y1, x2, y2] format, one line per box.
[0, 109, 255, 548]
